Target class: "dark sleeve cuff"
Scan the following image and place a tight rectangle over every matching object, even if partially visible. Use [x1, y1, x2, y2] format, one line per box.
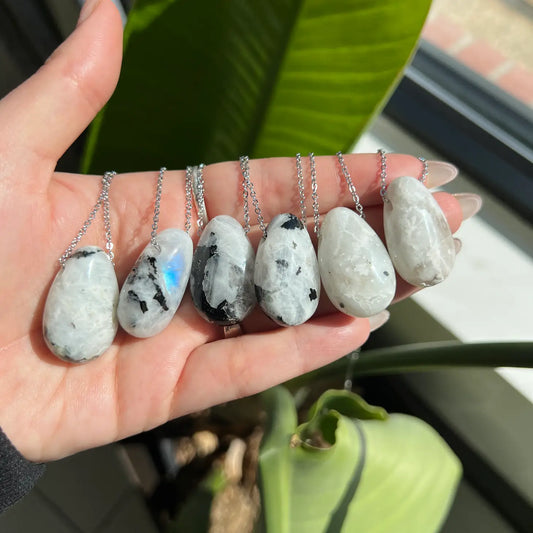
[0, 426, 46, 513]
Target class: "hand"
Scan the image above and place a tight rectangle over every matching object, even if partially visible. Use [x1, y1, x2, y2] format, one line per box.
[0, 0, 463, 462]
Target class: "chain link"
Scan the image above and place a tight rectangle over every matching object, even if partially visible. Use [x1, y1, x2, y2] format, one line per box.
[418, 156, 428, 184]
[59, 171, 116, 267]
[377, 149, 388, 203]
[184, 166, 194, 235]
[378, 149, 428, 203]
[308, 153, 321, 238]
[295, 153, 307, 225]
[150, 167, 166, 249]
[242, 159, 251, 234]
[240, 155, 266, 237]
[101, 171, 115, 263]
[337, 152, 364, 219]
[191, 164, 207, 235]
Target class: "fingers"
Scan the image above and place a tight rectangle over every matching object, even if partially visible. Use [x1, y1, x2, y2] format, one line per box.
[0, 0, 123, 183]
[85, 154, 458, 271]
[170, 313, 369, 416]
[197, 153, 457, 226]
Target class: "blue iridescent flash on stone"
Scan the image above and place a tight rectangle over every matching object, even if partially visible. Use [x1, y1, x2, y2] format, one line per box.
[118, 228, 193, 338]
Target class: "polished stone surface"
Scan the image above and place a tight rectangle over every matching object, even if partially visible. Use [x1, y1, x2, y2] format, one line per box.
[318, 207, 396, 317]
[43, 246, 119, 363]
[118, 228, 193, 338]
[254, 213, 320, 326]
[384, 176, 455, 287]
[190, 215, 256, 325]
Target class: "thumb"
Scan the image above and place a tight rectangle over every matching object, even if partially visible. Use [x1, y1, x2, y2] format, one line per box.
[0, 0, 123, 180]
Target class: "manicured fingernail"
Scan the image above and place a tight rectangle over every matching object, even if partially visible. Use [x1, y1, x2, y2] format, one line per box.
[454, 193, 483, 220]
[454, 238, 462, 254]
[425, 161, 459, 188]
[368, 310, 390, 332]
[78, 0, 101, 25]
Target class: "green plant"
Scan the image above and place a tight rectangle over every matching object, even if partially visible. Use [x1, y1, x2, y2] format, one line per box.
[258, 387, 461, 533]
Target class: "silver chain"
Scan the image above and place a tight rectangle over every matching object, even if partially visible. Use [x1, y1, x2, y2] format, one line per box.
[192, 164, 206, 235]
[101, 172, 115, 263]
[309, 153, 321, 238]
[337, 152, 364, 219]
[295, 153, 307, 225]
[59, 171, 116, 267]
[418, 156, 428, 184]
[240, 155, 266, 237]
[184, 166, 194, 235]
[242, 159, 251, 234]
[379, 149, 428, 202]
[378, 149, 388, 203]
[150, 167, 166, 249]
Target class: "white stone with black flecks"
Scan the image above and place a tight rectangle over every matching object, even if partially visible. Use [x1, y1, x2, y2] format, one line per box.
[254, 213, 320, 326]
[118, 228, 193, 338]
[318, 207, 396, 317]
[384, 176, 455, 287]
[43, 246, 119, 363]
[190, 215, 256, 325]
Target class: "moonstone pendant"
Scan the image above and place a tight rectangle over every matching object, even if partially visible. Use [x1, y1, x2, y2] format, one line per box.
[43, 246, 119, 363]
[190, 215, 256, 325]
[318, 207, 396, 317]
[384, 176, 455, 287]
[118, 228, 193, 338]
[254, 213, 320, 326]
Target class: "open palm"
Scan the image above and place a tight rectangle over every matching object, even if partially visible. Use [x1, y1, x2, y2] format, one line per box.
[0, 0, 462, 463]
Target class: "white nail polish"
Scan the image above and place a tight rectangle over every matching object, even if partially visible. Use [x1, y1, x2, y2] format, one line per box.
[425, 161, 459, 188]
[368, 310, 390, 332]
[454, 193, 483, 220]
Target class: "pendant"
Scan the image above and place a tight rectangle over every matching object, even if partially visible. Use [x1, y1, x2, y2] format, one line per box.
[190, 215, 256, 325]
[384, 176, 455, 287]
[254, 213, 320, 326]
[117, 228, 193, 338]
[318, 207, 396, 317]
[43, 246, 119, 363]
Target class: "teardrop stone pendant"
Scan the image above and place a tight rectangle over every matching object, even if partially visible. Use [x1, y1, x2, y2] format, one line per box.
[254, 213, 320, 326]
[384, 176, 455, 287]
[190, 215, 256, 325]
[43, 246, 119, 363]
[118, 228, 193, 338]
[318, 207, 396, 317]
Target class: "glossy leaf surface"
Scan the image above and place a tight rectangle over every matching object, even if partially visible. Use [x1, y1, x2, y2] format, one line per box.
[259, 387, 461, 533]
[82, 0, 431, 173]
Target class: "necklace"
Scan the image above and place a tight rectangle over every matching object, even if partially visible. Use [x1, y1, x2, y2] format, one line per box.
[318, 153, 396, 317]
[117, 167, 194, 338]
[246, 155, 320, 326]
[379, 150, 455, 287]
[43, 172, 119, 363]
[189, 163, 256, 325]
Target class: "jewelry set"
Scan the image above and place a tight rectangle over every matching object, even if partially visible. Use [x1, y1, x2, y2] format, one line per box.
[42, 151, 456, 363]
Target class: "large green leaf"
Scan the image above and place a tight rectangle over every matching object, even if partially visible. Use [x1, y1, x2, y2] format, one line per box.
[82, 0, 431, 173]
[259, 387, 461, 533]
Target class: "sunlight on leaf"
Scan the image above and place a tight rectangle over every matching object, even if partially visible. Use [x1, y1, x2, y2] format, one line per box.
[82, 0, 431, 173]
